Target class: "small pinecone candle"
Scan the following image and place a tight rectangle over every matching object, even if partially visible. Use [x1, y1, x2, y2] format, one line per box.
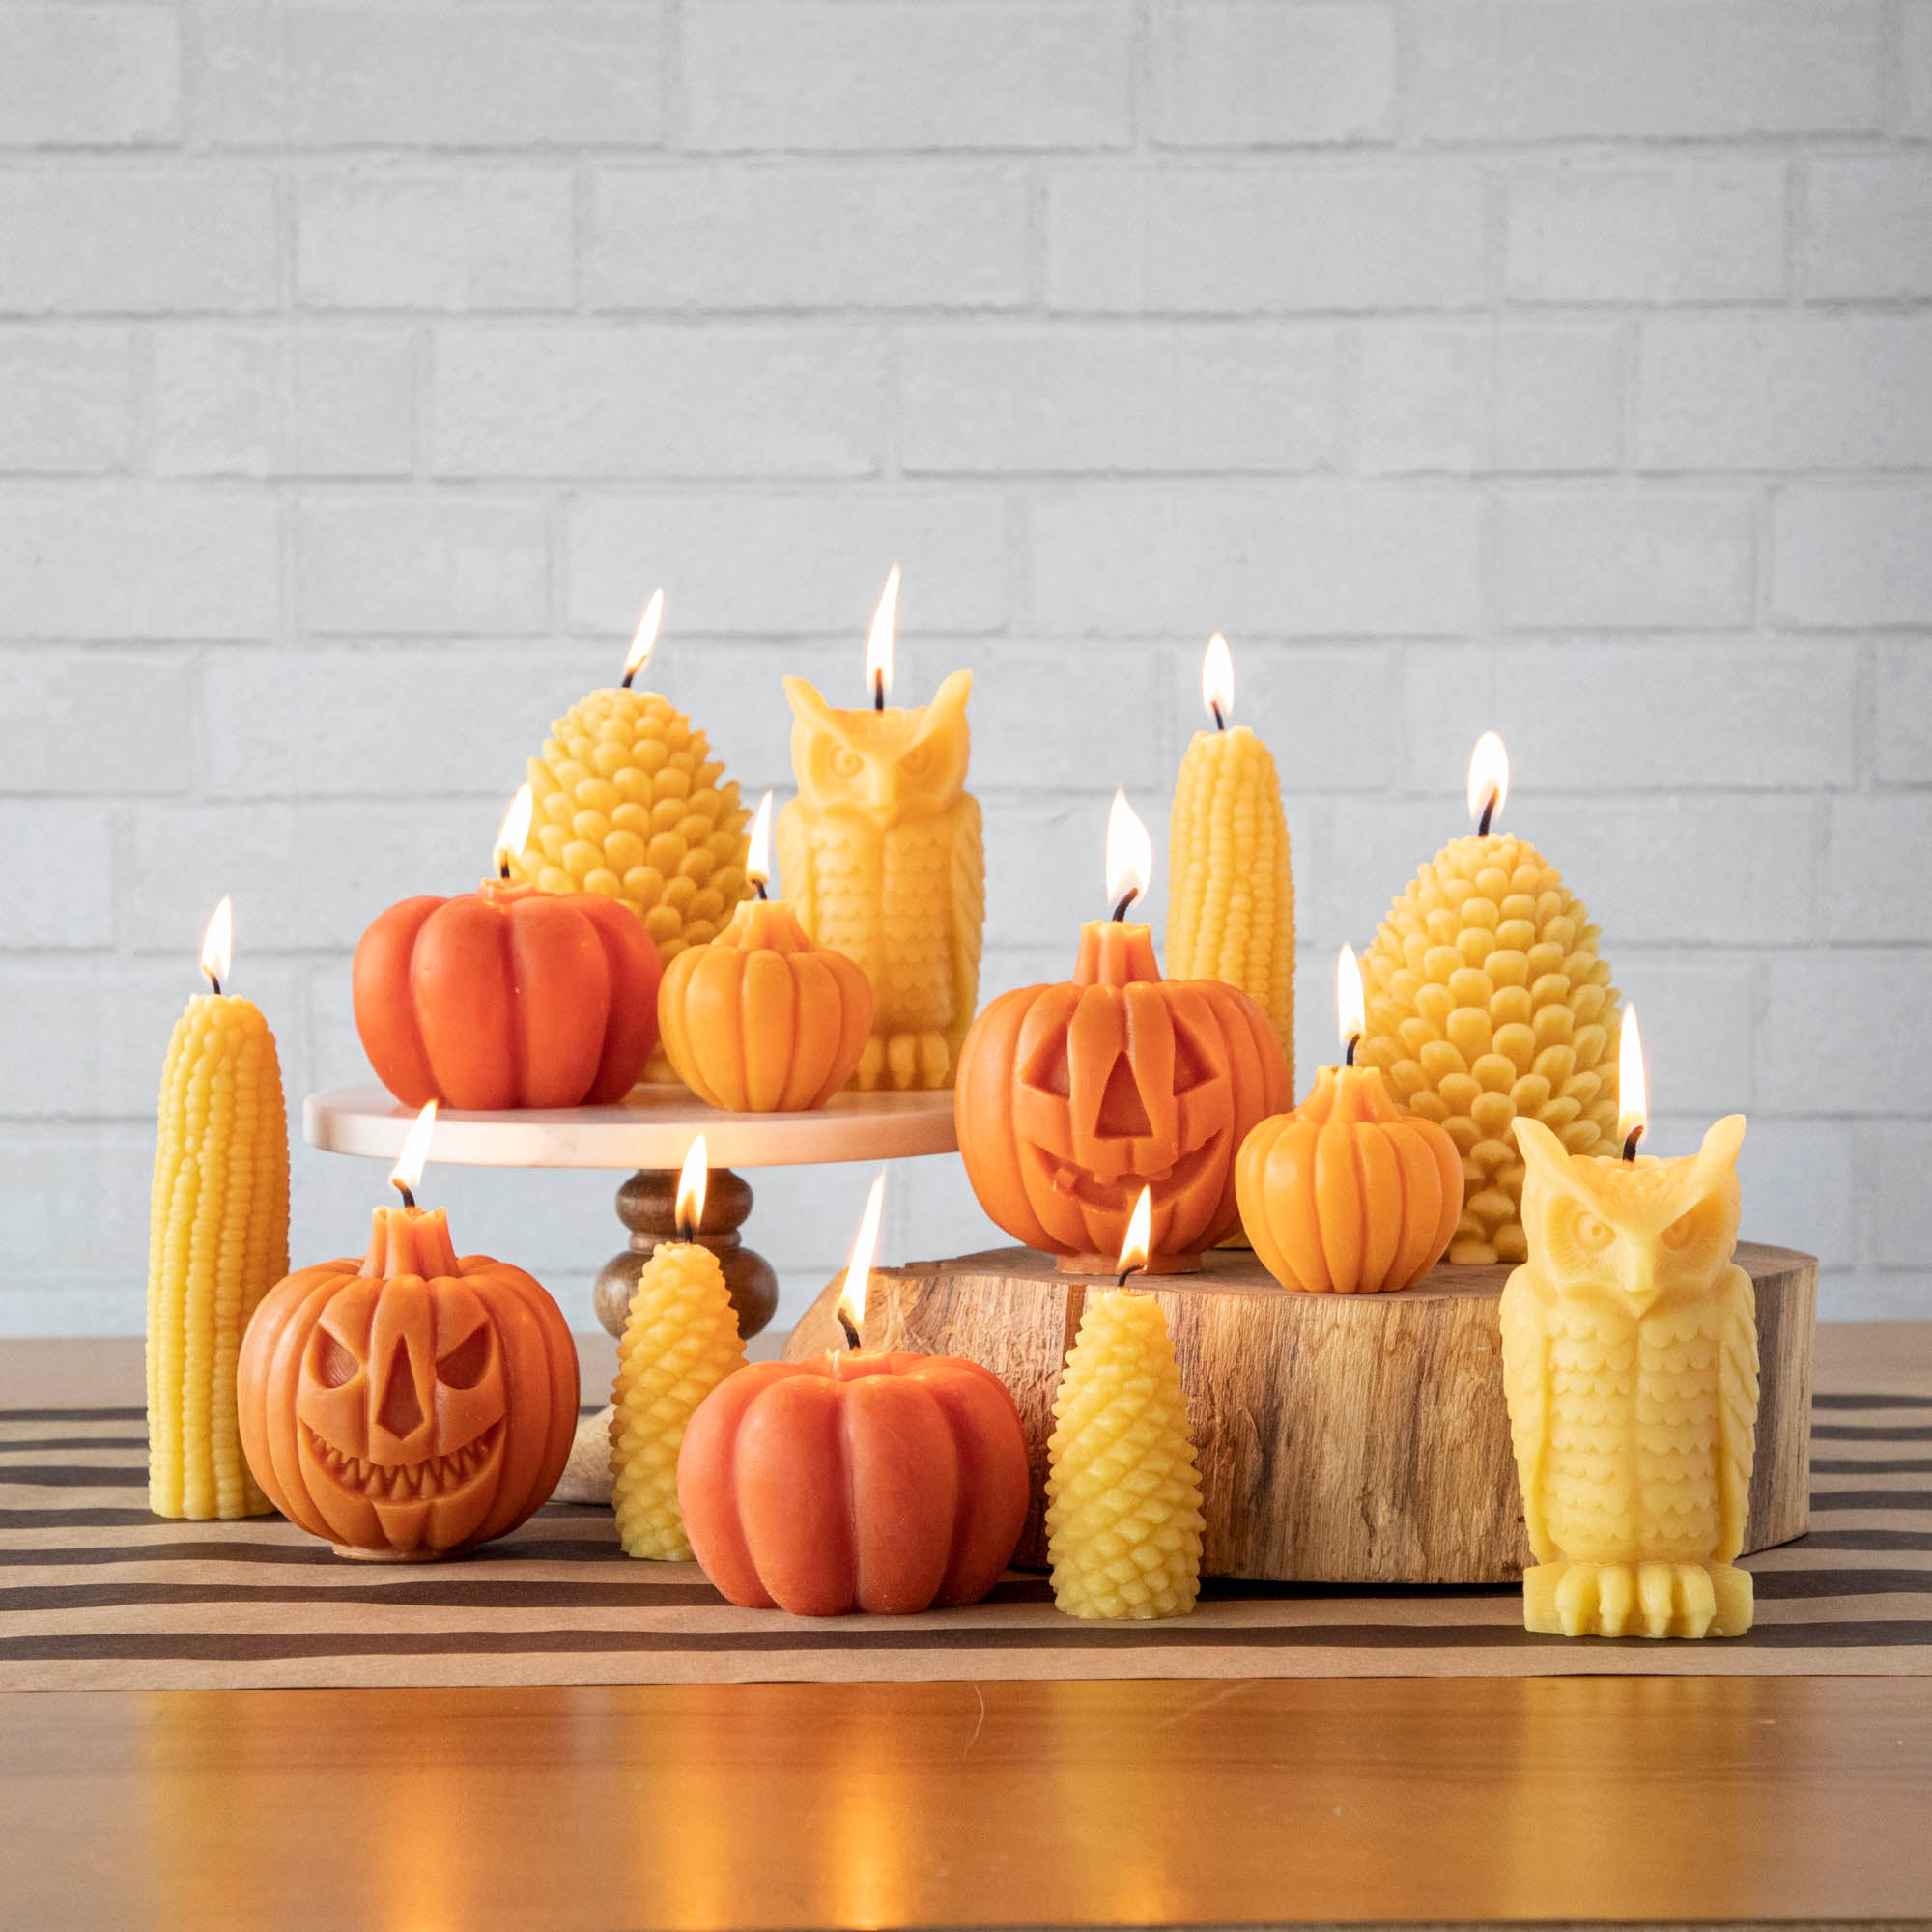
[1357, 830, 1620, 1266]
[611, 1242, 747, 1560]
[1045, 1291, 1206, 1621]
[511, 686, 752, 968]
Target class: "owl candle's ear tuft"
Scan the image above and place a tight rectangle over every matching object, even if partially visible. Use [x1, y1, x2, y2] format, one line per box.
[1511, 1114, 1572, 1187]
[1696, 1113, 1747, 1174]
[782, 675, 837, 730]
[929, 667, 973, 718]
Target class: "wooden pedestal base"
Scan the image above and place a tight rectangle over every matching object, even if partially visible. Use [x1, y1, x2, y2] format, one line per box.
[783, 1241, 1817, 1586]
[592, 1166, 778, 1343]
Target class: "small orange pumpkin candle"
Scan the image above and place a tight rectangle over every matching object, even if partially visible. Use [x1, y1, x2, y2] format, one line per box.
[1237, 947, 1463, 1294]
[956, 790, 1289, 1272]
[237, 1103, 579, 1561]
[354, 787, 664, 1111]
[677, 1172, 1031, 1616]
[657, 792, 874, 1110]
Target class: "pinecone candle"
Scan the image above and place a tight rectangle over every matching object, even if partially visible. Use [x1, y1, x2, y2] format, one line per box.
[508, 591, 752, 967]
[1046, 1262, 1206, 1621]
[611, 1141, 748, 1561]
[1356, 735, 1621, 1266]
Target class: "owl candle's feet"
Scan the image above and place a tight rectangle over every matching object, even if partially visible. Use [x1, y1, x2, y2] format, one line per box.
[1524, 1560, 1754, 1639]
[852, 1031, 954, 1092]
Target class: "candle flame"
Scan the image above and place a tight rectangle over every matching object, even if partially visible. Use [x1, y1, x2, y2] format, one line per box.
[746, 791, 774, 892]
[493, 783, 534, 875]
[1118, 1185, 1152, 1278]
[390, 1100, 438, 1200]
[1105, 788, 1153, 918]
[837, 1170, 889, 1337]
[1336, 943, 1366, 1054]
[1201, 633, 1234, 724]
[199, 896, 233, 991]
[1617, 1005, 1647, 1151]
[622, 587, 664, 686]
[675, 1135, 709, 1238]
[1466, 731, 1509, 829]
[866, 564, 899, 704]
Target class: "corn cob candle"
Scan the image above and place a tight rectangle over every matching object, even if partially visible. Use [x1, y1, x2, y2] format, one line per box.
[147, 898, 288, 1520]
[611, 1141, 748, 1560]
[1356, 735, 1621, 1266]
[1046, 1278, 1206, 1621]
[1165, 634, 1295, 1073]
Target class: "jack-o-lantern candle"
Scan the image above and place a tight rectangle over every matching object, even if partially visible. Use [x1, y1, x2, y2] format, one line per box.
[237, 1104, 578, 1561]
[678, 1173, 1031, 1616]
[1236, 947, 1463, 1294]
[354, 787, 664, 1112]
[956, 791, 1290, 1272]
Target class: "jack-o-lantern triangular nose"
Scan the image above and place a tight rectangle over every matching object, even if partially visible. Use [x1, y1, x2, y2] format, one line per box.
[1097, 1057, 1152, 1137]
[377, 1340, 424, 1437]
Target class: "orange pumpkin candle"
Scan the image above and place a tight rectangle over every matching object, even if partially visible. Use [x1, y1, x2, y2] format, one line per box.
[657, 792, 873, 1111]
[677, 1174, 1030, 1616]
[956, 790, 1289, 1272]
[1236, 947, 1463, 1294]
[237, 1103, 579, 1561]
[354, 787, 663, 1111]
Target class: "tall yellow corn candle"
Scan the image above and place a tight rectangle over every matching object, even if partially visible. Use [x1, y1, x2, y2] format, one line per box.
[1165, 634, 1295, 1073]
[147, 897, 289, 1520]
[611, 1139, 749, 1560]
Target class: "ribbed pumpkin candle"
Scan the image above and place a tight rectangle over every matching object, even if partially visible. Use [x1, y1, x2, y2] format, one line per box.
[148, 898, 288, 1520]
[1046, 1198, 1206, 1621]
[1165, 634, 1294, 1070]
[508, 590, 752, 968]
[1356, 735, 1621, 1266]
[611, 1140, 748, 1561]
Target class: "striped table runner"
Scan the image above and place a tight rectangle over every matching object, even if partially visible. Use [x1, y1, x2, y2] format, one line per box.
[2, 1391, 1926, 1690]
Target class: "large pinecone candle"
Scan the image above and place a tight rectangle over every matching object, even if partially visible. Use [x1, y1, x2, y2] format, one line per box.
[611, 1240, 747, 1561]
[511, 685, 752, 966]
[1357, 829, 1620, 1266]
[1045, 1291, 1205, 1621]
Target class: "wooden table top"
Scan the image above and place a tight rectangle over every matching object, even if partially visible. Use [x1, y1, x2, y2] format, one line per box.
[6, 1326, 1931, 1932]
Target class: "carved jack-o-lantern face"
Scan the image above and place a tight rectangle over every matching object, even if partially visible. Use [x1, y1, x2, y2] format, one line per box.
[238, 1247, 579, 1561]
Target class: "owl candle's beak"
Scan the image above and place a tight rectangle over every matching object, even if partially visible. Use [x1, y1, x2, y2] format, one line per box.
[1619, 1252, 1659, 1308]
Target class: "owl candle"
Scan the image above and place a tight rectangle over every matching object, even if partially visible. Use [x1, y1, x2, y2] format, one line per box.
[237, 1105, 579, 1561]
[656, 794, 875, 1109]
[1357, 733, 1622, 1266]
[1500, 1011, 1758, 1639]
[1166, 634, 1295, 1069]
[774, 568, 984, 1093]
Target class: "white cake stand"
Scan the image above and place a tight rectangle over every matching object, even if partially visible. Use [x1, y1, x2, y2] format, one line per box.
[303, 1083, 959, 1344]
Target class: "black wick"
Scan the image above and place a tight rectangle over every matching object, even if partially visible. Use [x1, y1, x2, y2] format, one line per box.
[1109, 888, 1139, 924]
[1209, 701, 1226, 731]
[393, 1179, 416, 1210]
[838, 1305, 861, 1348]
[620, 663, 639, 691]
[498, 857, 512, 881]
[1477, 790, 1499, 837]
[754, 878, 768, 900]
[1621, 1123, 1644, 1163]
[872, 673, 886, 713]
[1345, 1034, 1361, 1067]
[206, 971, 222, 998]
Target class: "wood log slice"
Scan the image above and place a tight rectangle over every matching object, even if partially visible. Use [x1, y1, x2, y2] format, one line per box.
[783, 1241, 1817, 1586]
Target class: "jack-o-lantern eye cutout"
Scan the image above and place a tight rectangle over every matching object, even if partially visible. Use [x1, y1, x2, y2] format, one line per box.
[313, 1329, 359, 1389]
[437, 1327, 491, 1389]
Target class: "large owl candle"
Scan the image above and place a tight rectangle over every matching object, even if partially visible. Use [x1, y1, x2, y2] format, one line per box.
[1356, 733, 1621, 1266]
[775, 567, 983, 1092]
[1500, 1011, 1758, 1640]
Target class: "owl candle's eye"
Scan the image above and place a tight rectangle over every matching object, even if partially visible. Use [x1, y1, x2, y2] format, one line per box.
[832, 747, 863, 779]
[1574, 1212, 1614, 1252]
[901, 744, 931, 776]
[1662, 1208, 1702, 1250]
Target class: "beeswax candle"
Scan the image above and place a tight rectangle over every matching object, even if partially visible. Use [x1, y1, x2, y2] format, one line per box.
[1500, 1019, 1756, 1639]
[611, 1140, 749, 1560]
[148, 898, 288, 1520]
[774, 567, 983, 1092]
[1046, 1236, 1205, 1620]
[656, 794, 874, 1110]
[1357, 734, 1621, 1265]
[509, 590, 753, 967]
[1236, 947, 1463, 1293]
[1166, 634, 1294, 1070]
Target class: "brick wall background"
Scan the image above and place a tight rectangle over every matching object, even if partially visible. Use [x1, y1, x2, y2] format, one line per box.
[2, 0, 1928, 1336]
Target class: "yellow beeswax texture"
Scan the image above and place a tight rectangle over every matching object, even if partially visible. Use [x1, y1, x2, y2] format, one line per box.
[147, 995, 288, 1520]
[611, 1243, 748, 1561]
[1046, 1291, 1205, 1621]
[1358, 832, 1619, 1265]
[1166, 724, 1294, 1069]
[512, 687, 752, 965]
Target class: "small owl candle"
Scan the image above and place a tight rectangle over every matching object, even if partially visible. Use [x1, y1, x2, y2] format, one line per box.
[1500, 1011, 1758, 1639]
[774, 567, 984, 1092]
[1357, 733, 1621, 1266]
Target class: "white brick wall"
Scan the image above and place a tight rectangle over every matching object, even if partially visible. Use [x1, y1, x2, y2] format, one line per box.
[0, 1, 1926, 1335]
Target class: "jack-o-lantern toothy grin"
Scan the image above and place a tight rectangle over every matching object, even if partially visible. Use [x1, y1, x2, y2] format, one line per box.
[301, 1421, 502, 1502]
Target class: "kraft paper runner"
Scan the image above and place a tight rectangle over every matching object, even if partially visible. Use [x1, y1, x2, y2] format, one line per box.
[2, 1390, 1928, 1690]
